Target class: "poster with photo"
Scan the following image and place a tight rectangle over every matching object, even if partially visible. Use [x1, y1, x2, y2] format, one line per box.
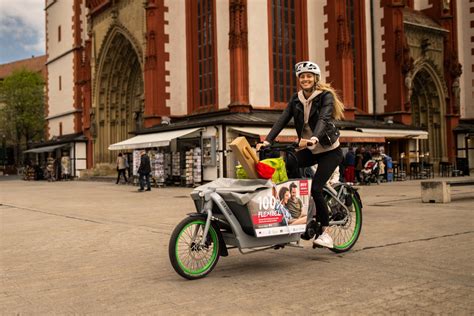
[247, 179, 312, 237]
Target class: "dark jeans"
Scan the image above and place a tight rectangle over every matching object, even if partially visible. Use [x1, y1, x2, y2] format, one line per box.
[287, 147, 343, 227]
[139, 172, 151, 190]
[116, 169, 127, 184]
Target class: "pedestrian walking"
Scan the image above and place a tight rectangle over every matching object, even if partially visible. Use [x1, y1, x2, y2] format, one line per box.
[123, 154, 130, 180]
[137, 150, 151, 191]
[344, 147, 355, 182]
[46, 154, 56, 182]
[116, 153, 128, 184]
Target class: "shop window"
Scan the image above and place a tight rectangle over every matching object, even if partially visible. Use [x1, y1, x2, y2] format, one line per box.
[269, 0, 308, 107]
[346, 0, 368, 113]
[202, 136, 216, 166]
[58, 25, 61, 42]
[186, 0, 218, 113]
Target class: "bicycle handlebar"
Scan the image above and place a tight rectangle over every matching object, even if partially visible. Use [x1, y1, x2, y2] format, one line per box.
[259, 141, 313, 153]
[258, 142, 297, 153]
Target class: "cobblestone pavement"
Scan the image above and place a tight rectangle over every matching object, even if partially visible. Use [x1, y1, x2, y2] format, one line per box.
[1, 177, 473, 315]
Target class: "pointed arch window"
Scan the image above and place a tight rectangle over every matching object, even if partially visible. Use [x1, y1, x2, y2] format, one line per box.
[346, 0, 368, 113]
[186, 0, 218, 113]
[269, 0, 308, 107]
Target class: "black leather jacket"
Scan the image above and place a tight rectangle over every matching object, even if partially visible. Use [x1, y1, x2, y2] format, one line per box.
[266, 90, 339, 147]
[138, 154, 151, 174]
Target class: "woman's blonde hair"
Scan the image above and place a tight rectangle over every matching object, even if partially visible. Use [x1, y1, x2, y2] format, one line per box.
[315, 75, 345, 121]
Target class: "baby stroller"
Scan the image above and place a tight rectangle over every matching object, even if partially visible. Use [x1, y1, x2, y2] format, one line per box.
[360, 159, 380, 185]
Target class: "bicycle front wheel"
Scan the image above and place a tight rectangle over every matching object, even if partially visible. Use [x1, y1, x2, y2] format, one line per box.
[329, 194, 362, 253]
[169, 216, 220, 280]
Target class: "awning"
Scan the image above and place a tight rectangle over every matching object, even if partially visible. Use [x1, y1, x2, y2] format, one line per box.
[229, 127, 385, 143]
[229, 127, 296, 142]
[23, 144, 66, 153]
[108, 127, 202, 151]
[356, 128, 428, 139]
[338, 130, 385, 143]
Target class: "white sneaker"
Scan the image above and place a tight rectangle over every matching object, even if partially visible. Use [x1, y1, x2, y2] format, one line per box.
[313, 231, 334, 248]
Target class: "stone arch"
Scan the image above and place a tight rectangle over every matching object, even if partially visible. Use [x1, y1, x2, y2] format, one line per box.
[411, 58, 448, 96]
[94, 25, 144, 163]
[409, 58, 449, 164]
[95, 22, 143, 70]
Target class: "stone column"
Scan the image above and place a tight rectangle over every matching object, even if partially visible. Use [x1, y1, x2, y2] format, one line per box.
[228, 0, 250, 113]
[144, 0, 169, 127]
[381, 1, 412, 125]
[325, 0, 355, 120]
[81, 37, 94, 169]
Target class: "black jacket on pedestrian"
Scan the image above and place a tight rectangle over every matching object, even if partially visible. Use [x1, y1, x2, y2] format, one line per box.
[265, 90, 339, 147]
[138, 154, 151, 174]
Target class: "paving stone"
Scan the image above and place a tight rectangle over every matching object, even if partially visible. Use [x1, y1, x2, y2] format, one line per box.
[0, 177, 473, 314]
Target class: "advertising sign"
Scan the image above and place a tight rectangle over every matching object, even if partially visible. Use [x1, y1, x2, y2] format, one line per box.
[132, 150, 141, 176]
[247, 179, 311, 237]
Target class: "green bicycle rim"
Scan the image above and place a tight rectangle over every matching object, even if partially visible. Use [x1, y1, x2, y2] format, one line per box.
[333, 195, 361, 250]
[175, 220, 218, 276]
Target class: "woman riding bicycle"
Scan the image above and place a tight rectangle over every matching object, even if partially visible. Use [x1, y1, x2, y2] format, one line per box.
[261, 61, 345, 249]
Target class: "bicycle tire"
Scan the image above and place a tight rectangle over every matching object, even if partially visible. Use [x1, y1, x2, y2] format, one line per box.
[329, 194, 362, 253]
[169, 217, 220, 280]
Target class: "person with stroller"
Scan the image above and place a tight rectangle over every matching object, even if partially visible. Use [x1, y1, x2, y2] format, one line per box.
[261, 61, 345, 249]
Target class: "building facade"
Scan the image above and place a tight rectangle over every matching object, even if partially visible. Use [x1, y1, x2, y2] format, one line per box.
[43, 0, 473, 177]
[44, 0, 88, 174]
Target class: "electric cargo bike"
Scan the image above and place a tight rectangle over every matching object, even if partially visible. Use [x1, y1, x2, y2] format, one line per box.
[168, 143, 363, 280]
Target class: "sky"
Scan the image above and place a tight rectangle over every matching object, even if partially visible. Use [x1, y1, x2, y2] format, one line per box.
[0, 0, 45, 64]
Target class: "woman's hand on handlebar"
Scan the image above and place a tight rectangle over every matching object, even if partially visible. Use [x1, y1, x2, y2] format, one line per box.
[256, 141, 270, 152]
[298, 138, 317, 150]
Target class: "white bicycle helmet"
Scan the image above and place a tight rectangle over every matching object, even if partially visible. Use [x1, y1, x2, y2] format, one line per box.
[295, 61, 321, 77]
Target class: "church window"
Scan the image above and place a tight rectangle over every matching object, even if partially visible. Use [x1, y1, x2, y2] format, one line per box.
[186, 0, 218, 112]
[269, 0, 307, 107]
[347, 0, 368, 113]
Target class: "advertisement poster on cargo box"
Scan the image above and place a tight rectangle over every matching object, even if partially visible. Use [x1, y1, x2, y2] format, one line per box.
[247, 179, 312, 237]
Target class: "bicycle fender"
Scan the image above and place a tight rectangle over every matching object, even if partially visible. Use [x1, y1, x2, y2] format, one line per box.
[349, 188, 363, 209]
[334, 184, 363, 209]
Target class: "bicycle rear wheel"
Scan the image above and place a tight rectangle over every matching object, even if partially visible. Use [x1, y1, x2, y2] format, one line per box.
[328, 194, 362, 253]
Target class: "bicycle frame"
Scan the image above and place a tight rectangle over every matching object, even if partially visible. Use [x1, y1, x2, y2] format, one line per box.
[323, 183, 352, 226]
[196, 189, 301, 251]
[195, 180, 360, 252]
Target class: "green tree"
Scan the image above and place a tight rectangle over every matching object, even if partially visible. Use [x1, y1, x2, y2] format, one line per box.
[0, 69, 45, 166]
